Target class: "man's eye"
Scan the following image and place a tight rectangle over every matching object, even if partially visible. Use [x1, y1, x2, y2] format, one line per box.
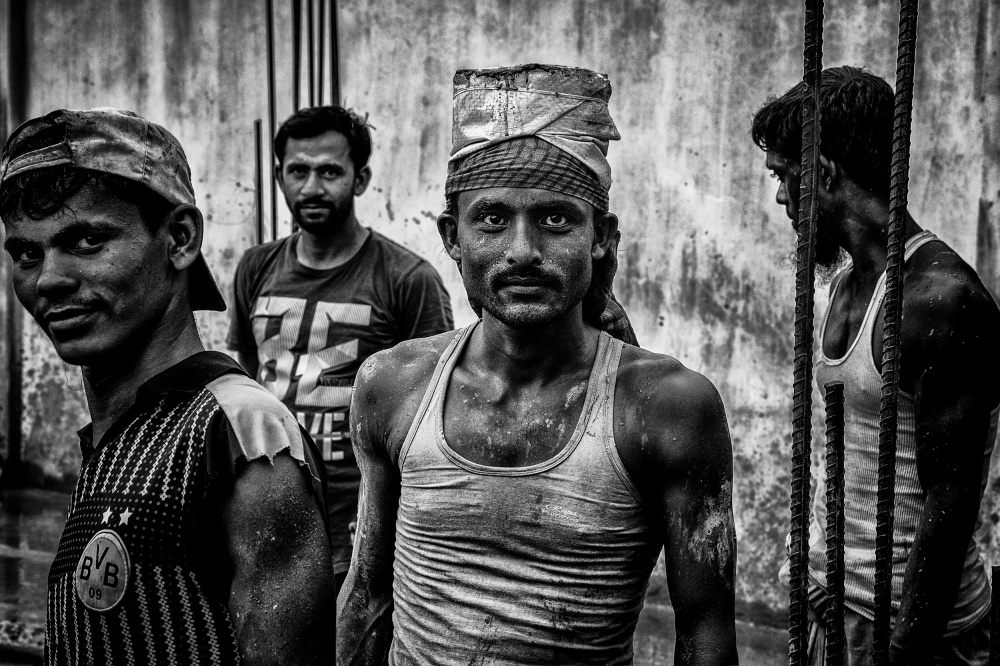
[75, 235, 105, 253]
[480, 214, 506, 227]
[13, 248, 42, 264]
[542, 214, 570, 227]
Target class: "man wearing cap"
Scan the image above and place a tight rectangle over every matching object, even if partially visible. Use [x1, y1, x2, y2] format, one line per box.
[1, 108, 336, 665]
[227, 106, 453, 590]
[339, 65, 738, 665]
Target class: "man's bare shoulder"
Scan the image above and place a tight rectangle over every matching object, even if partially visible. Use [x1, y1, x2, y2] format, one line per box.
[613, 344, 731, 495]
[904, 240, 1000, 348]
[353, 329, 463, 459]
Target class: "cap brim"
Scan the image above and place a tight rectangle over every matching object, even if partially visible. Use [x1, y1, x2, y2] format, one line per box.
[189, 254, 227, 312]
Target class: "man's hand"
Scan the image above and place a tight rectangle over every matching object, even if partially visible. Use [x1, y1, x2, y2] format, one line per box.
[223, 451, 336, 665]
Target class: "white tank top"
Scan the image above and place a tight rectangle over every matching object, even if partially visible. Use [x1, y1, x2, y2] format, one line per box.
[810, 231, 999, 634]
[390, 324, 662, 665]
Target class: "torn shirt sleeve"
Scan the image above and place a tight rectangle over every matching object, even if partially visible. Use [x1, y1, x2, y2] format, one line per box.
[203, 373, 328, 519]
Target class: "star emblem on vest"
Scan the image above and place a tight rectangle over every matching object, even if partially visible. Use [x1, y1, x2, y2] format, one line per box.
[119, 507, 132, 525]
[101, 507, 112, 524]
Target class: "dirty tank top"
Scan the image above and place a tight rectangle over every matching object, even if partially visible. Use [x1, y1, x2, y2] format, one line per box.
[810, 231, 999, 634]
[390, 324, 662, 665]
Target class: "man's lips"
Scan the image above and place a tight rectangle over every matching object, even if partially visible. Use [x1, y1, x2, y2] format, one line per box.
[42, 306, 98, 331]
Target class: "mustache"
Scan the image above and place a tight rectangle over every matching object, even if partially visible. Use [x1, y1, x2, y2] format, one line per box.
[490, 267, 561, 287]
[295, 197, 333, 209]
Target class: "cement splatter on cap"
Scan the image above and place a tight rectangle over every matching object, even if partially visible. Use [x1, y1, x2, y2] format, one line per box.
[1, 108, 226, 312]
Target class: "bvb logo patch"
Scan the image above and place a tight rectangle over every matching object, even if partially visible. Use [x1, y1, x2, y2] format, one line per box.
[75, 529, 130, 612]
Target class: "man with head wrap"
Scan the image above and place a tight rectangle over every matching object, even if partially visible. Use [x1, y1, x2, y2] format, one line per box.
[338, 64, 738, 665]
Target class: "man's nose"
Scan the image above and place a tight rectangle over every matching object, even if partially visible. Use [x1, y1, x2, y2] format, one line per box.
[505, 219, 542, 266]
[300, 171, 324, 196]
[35, 252, 79, 300]
[776, 181, 789, 206]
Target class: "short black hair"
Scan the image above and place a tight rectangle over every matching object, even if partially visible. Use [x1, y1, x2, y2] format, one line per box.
[1, 166, 174, 232]
[751, 66, 894, 197]
[274, 105, 372, 172]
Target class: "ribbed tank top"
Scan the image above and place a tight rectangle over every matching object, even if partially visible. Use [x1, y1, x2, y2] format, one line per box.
[390, 324, 662, 665]
[810, 231, 999, 633]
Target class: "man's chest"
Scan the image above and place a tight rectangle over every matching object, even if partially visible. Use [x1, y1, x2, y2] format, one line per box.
[441, 374, 591, 467]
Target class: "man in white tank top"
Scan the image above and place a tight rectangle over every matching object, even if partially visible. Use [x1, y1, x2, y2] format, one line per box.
[753, 66, 1000, 665]
[338, 65, 739, 665]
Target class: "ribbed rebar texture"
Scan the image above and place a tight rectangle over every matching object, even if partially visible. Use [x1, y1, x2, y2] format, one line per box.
[873, 1, 919, 663]
[824, 381, 846, 666]
[789, 1, 824, 663]
[991, 566, 1000, 665]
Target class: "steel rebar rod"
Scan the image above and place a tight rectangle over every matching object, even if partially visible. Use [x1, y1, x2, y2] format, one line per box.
[872, 1, 919, 662]
[824, 381, 846, 666]
[789, 0, 824, 663]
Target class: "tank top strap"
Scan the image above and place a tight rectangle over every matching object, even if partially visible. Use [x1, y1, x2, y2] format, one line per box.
[868, 230, 940, 313]
[397, 323, 477, 468]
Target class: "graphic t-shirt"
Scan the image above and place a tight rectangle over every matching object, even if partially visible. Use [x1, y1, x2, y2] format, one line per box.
[227, 229, 453, 572]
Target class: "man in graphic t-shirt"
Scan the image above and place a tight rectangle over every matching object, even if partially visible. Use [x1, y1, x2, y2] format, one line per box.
[227, 106, 453, 589]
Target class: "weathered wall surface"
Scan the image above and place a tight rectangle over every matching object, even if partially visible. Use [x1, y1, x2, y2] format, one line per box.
[3, 0, 999, 617]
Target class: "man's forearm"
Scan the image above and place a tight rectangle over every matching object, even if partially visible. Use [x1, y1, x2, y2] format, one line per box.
[337, 580, 394, 666]
[891, 491, 979, 656]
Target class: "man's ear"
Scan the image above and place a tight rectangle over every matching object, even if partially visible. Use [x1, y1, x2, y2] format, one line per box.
[353, 165, 372, 197]
[591, 211, 619, 261]
[273, 162, 284, 186]
[818, 155, 840, 192]
[165, 204, 204, 272]
[437, 210, 462, 264]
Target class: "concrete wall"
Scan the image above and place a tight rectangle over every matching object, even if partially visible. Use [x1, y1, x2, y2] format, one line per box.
[2, 0, 999, 617]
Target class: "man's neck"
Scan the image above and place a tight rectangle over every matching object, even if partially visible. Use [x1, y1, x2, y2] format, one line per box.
[296, 215, 369, 270]
[82, 314, 205, 446]
[472, 308, 599, 386]
[838, 197, 922, 280]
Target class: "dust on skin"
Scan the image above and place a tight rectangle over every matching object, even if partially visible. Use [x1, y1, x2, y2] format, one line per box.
[673, 479, 736, 571]
[563, 380, 587, 409]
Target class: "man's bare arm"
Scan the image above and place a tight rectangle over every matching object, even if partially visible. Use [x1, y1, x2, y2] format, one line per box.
[223, 451, 336, 665]
[617, 353, 739, 665]
[337, 355, 403, 665]
[890, 278, 1000, 662]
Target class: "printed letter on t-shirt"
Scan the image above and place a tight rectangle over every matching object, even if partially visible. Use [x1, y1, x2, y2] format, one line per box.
[251, 296, 371, 409]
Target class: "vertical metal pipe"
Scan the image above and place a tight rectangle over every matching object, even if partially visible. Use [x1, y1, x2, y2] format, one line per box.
[317, 0, 325, 104]
[824, 381, 846, 666]
[308, 0, 316, 107]
[254, 119, 264, 246]
[293, 0, 302, 111]
[991, 566, 1000, 666]
[789, 0, 824, 663]
[330, 0, 340, 104]
[0, 0, 29, 490]
[265, 0, 278, 242]
[872, 1, 919, 662]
